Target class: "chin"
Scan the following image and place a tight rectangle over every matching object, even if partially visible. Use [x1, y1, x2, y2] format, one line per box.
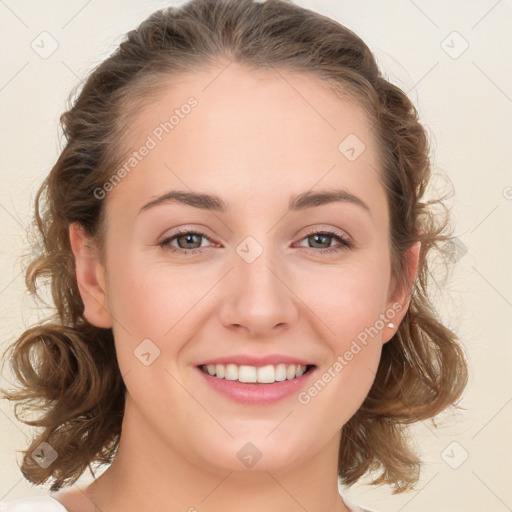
[189, 435, 306, 474]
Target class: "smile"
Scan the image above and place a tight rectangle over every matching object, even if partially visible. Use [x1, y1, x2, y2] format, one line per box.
[199, 363, 314, 384]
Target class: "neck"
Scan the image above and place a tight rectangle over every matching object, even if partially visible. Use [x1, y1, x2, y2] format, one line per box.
[81, 396, 351, 512]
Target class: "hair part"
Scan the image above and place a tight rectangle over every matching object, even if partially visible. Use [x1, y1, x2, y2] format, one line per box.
[1, 0, 468, 493]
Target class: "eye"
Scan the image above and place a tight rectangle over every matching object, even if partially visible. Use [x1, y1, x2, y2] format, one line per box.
[158, 227, 353, 256]
[158, 229, 215, 254]
[294, 228, 353, 254]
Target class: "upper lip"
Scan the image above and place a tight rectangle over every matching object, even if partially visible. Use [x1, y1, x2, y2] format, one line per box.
[197, 354, 315, 367]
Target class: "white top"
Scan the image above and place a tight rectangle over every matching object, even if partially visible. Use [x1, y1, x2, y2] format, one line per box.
[0, 496, 68, 511]
[0, 495, 377, 511]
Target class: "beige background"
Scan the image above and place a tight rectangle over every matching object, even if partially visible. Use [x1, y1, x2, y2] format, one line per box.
[0, 1, 511, 510]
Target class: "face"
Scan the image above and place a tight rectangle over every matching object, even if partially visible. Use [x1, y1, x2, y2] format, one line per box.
[71, 62, 418, 475]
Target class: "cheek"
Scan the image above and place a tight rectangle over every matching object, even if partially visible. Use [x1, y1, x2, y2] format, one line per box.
[106, 253, 203, 334]
[105, 236, 391, 366]
[106, 247, 391, 340]
[294, 260, 390, 404]
[103, 252, 220, 379]
[297, 259, 391, 340]
[296, 269, 386, 425]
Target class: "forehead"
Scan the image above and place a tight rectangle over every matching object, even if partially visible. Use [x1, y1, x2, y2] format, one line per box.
[106, 62, 383, 220]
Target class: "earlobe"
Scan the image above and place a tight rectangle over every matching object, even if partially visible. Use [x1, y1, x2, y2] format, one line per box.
[69, 222, 112, 328]
[382, 241, 421, 344]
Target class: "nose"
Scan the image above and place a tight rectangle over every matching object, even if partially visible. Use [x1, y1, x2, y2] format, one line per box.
[218, 246, 299, 338]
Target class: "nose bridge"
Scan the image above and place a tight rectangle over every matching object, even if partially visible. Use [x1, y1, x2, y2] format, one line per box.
[219, 233, 298, 335]
[238, 235, 281, 294]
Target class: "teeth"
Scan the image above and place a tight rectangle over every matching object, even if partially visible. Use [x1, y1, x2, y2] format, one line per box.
[215, 364, 225, 378]
[239, 365, 257, 382]
[201, 363, 310, 383]
[258, 365, 277, 383]
[296, 365, 306, 377]
[275, 364, 287, 382]
[225, 363, 238, 381]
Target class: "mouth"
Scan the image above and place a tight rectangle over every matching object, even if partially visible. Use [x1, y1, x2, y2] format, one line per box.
[197, 363, 316, 384]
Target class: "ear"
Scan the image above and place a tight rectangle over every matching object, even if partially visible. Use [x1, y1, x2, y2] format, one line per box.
[69, 222, 112, 328]
[382, 241, 421, 344]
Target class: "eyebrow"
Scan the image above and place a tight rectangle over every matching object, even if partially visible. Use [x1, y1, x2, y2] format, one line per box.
[138, 188, 371, 216]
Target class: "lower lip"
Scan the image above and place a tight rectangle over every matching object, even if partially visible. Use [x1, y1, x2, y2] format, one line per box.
[196, 366, 316, 405]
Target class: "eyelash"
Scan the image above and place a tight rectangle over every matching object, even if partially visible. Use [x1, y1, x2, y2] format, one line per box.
[158, 228, 353, 256]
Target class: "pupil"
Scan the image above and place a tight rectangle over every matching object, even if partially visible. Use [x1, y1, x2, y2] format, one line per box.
[312, 234, 329, 248]
[179, 233, 200, 249]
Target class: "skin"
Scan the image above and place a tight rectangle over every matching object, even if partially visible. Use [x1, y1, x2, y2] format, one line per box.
[58, 61, 420, 512]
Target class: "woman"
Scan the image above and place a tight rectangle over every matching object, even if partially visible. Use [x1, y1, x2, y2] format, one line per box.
[0, 0, 468, 510]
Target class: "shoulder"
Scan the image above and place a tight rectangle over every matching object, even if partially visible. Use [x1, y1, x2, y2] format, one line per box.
[344, 499, 380, 512]
[0, 495, 69, 512]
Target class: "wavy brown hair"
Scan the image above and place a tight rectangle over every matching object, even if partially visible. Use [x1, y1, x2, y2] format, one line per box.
[1, 0, 468, 494]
